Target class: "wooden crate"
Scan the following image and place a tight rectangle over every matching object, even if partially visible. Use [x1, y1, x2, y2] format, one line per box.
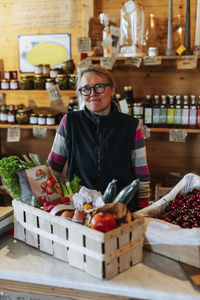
[12, 199, 144, 279]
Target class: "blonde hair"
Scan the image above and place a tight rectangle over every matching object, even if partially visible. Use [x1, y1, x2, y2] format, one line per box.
[76, 64, 116, 92]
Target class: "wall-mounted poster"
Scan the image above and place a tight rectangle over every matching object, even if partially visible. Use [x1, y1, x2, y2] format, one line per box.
[18, 33, 71, 73]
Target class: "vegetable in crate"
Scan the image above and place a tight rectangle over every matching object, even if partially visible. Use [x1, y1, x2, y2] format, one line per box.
[113, 178, 140, 206]
[103, 179, 117, 203]
[0, 155, 35, 201]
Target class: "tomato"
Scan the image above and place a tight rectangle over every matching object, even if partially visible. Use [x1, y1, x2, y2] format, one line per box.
[40, 181, 47, 190]
[36, 169, 42, 177]
[52, 200, 60, 205]
[61, 197, 70, 204]
[46, 178, 55, 187]
[39, 196, 46, 202]
[90, 212, 116, 232]
[44, 200, 51, 207]
[45, 186, 54, 194]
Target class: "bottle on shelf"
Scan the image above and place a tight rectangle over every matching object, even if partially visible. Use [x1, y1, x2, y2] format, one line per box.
[124, 86, 134, 116]
[189, 95, 197, 128]
[112, 93, 121, 111]
[174, 95, 182, 128]
[7, 105, 16, 124]
[182, 95, 189, 128]
[0, 105, 8, 124]
[160, 95, 167, 127]
[152, 95, 160, 127]
[197, 96, 200, 128]
[167, 95, 175, 128]
[143, 95, 153, 127]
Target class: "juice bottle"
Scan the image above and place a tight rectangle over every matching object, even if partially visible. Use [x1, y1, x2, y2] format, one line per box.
[197, 96, 200, 128]
[160, 95, 167, 127]
[144, 95, 153, 127]
[167, 95, 175, 128]
[182, 95, 189, 128]
[189, 95, 197, 128]
[152, 95, 160, 127]
[174, 95, 182, 128]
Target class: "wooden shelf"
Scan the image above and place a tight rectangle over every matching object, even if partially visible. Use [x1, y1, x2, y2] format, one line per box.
[0, 90, 76, 96]
[0, 124, 57, 130]
[150, 127, 200, 133]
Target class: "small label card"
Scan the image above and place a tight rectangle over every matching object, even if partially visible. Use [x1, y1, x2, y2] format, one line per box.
[143, 56, 162, 66]
[142, 125, 151, 139]
[77, 37, 91, 53]
[125, 57, 142, 68]
[119, 99, 129, 114]
[7, 126, 21, 142]
[33, 126, 47, 139]
[77, 57, 92, 69]
[169, 129, 187, 142]
[48, 84, 61, 103]
[177, 55, 198, 69]
[100, 57, 116, 70]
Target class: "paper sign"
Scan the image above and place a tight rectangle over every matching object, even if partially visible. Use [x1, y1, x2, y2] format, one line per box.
[100, 57, 116, 70]
[7, 127, 21, 142]
[33, 126, 47, 139]
[119, 99, 129, 114]
[177, 56, 197, 69]
[169, 129, 187, 142]
[77, 57, 92, 70]
[143, 56, 162, 66]
[125, 57, 142, 68]
[142, 125, 151, 139]
[77, 37, 91, 53]
[48, 84, 61, 103]
[0, 289, 65, 300]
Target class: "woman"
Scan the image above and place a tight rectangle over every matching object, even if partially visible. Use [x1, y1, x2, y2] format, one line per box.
[47, 64, 150, 210]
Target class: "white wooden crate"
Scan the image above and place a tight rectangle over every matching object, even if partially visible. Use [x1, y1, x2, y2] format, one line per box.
[12, 199, 144, 279]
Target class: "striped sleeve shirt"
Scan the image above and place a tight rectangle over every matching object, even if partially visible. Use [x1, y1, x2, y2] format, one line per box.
[48, 115, 150, 208]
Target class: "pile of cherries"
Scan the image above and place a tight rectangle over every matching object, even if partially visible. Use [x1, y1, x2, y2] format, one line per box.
[159, 188, 200, 228]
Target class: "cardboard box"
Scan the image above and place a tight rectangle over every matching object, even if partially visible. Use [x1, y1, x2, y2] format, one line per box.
[13, 199, 144, 279]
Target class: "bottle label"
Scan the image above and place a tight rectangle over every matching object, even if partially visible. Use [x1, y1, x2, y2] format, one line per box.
[167, 108, 174, 124]
[189, 108, 197, 125]
[144, 107, 152, 124]
[160, 108, 167, 124]
[174, 108, 182, 124]
[8, 114, 15, 123]
[197, 108, 200, 127]
[182, 108, 189, 125]
[152, 108, 160, 124]
[1, 113, 8, 121]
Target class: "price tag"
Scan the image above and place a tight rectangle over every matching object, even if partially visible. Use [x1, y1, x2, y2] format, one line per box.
[142, 125, 151, 139]
[119, 99, 129, 114]
[77, 57, 92, 70]
[48, 84, 61, 103]
[33, 126, 47, 139]
[169, 129, 187, 142]
[143, 56, 162, 66]
[100, 57, 116, 70]
[7, 126, 21, 142]
[177, 56, 197, 69]
[77, 37, 91, 53]
[125, 57, 142, 68]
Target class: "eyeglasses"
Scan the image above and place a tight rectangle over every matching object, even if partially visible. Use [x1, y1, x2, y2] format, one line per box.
[78, 83, 111, 96]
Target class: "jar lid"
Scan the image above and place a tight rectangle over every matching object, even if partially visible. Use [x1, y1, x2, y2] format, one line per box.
[56, 74, 67, 77]
[34, 74, 43, 77]
[17, 109, 26, 113]
[1, 79, 9, 82]
[38, 113, 45, 117]
[47, 113, 54, 117]
[30, 113, 37, 116]
[46, 78, 55, 81]
[11, 79, 18, 82]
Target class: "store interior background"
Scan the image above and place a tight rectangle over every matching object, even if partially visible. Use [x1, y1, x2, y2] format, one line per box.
[0, 0, 200, 200]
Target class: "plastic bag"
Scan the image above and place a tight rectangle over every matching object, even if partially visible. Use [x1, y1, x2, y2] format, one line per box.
[120, 0, 146, 56]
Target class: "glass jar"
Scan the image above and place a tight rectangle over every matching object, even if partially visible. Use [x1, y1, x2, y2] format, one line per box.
[43, 64, 50, 75]
[4, 71, 11, 80]
[7, 105, 16, 124]
[38, 114, 46, 125]
[45, 78, 55, 90]
[19, 76, 34, 90]
[1, 79, 10, 90]
[55, 74, 69, 90]
[10, 79, 19, 90]
[10, 71, 18, 80]
[0, 105, 8, 124]
[61, 59, 75, 75]
[29, 113, 38, 125]
[34, 64, 43, 74]
[69, 74, 77, 90]
[50, 68, 59, 78]
[16, 109, 30, 124]
[46, 114, 56, 125]
[34, 74, 45, 90]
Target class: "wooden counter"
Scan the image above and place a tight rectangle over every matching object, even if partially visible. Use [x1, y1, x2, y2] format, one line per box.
[0, 234, 199, 300]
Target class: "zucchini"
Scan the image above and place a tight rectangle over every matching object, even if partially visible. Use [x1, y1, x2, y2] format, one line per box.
[113, 178, 140, 206]
[103, 179, 117, 203]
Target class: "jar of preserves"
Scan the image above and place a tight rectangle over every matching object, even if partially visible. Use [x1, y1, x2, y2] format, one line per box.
[61, 59, 75, 74]
[29, 113, 38, 125]
[10, 79, 19, 90]
[34, 64, 43, 74]
[46, 114, 56, 125]
[34, 74, 45, 90]
[7, 105, 16, 124]
[10, 71, 18, 80]
[69, 74, 77, 90]
[43, 64, 50, 75]
[19, 76, 34, 90]
[55, 74, 69, 90]
[4, 71, 11, 80]
[0, 105, 8, 124]
[16, 109, 30, 124]
[50, 68, 59, 78]
[45, 78, 55, 90]
[1, 79, 10, 90]
[38, 114, 46, 125]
